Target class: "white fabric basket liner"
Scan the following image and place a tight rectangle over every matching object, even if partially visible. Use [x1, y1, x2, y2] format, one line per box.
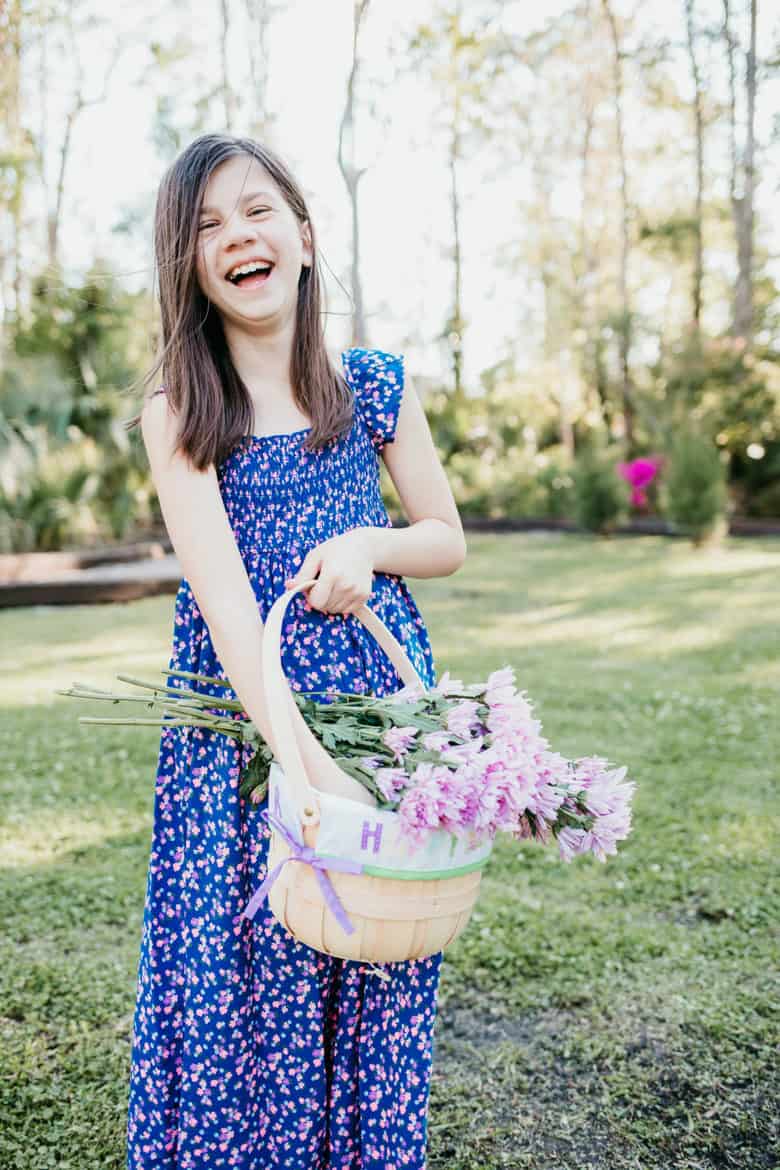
[268, 760, 493, 878]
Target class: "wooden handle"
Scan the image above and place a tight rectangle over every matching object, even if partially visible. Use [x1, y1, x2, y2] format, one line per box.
[261, 578, 426, 829]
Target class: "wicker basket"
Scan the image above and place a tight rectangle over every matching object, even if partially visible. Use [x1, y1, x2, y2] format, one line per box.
[242, 578, 493, 964]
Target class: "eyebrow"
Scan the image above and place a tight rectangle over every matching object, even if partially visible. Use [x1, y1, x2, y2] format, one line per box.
[199, 190, 275, 215]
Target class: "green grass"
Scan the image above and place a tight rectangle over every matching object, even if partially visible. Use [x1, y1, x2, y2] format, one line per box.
[1, 532, 778, 1169]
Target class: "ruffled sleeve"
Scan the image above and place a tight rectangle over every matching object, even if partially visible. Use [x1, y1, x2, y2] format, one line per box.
[342, 347, 405, 452]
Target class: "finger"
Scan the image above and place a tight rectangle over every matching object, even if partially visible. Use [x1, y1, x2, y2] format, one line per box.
[326, 577, 369, 613]
[331, 586, 370, 615]
[307, 570, 335, 612]
[343, 578, 373, 614]
[323, 583, 352, 613]
[286, 570, 314, 591]
[317, 579, 362, 615]
[286, 552, 322, 591]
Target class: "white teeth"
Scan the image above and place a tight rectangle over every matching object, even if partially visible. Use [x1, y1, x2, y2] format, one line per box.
[227, 261, 273, 281]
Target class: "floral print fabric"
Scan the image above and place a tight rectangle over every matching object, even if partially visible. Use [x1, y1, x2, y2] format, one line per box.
[126, 348, 444, 1169]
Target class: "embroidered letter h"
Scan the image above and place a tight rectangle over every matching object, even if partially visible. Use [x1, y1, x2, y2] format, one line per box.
[361, 820, 383, 854]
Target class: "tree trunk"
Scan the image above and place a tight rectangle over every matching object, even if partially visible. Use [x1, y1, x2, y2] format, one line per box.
[244, 0, 278, 141]
[0, 0, 24, 324]
[448, 103, 464, 401]
[574, 77, 598, 446]
[684, 0, 704, 333]
[338, 0, 371, 347]
[722, 0, 757, 348]
[601, 0, 636, 449]
[35, 10, 122, 286]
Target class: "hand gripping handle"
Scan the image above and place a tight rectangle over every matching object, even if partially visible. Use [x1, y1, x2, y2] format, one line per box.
[260, 577, 426, 829]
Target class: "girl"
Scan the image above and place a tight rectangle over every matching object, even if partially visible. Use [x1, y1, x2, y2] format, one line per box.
[126, 132, 467, 1170]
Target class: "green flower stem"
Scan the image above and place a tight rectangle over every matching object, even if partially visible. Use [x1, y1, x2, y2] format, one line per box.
[76, 716, 242, 733]
[160, 668, 236, 690]
[116, 673, 245, 712]
[57, 687, 231, 731]
[61, 687, 226, 720]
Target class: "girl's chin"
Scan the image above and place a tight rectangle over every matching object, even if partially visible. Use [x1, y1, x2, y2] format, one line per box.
[219, 280, 288, 315]
[222, 298, 287, 328]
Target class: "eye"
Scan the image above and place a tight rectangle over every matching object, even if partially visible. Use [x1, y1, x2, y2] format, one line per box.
[197, 207, 270, 231]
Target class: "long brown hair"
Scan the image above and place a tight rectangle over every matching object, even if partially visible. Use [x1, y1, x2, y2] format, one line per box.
[125, 133, 355, 470]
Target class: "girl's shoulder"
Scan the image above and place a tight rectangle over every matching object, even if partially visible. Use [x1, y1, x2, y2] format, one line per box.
[341, 346, 405, 453]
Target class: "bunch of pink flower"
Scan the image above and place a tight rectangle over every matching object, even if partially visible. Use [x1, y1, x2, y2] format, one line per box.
[365, 666, 635, 864]
[59, 661, 635, 866]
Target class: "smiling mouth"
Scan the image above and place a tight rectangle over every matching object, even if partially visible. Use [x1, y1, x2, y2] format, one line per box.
[225, 263, 275, 288]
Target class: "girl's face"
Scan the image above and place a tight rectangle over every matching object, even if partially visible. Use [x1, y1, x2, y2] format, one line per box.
[194, 154, 312, 328]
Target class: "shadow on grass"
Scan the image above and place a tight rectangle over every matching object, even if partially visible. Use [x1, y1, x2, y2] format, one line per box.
[428, 997, 777, 1170]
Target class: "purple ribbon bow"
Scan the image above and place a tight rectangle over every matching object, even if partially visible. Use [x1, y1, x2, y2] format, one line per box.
[242, 808, 364, 935]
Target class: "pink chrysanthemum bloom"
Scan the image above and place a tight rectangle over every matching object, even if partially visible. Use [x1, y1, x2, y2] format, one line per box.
[556, 826, 590, 862]
[568, 755, 611, 787]
[576, 762, 634, 818]
[374, 766, 411, 802]
[382, 725, 418, 761]
[483, 666, 517, 702]
[492, 760, 537, 831]
[578, 806, 633, 861]
[525, 751, 569, 822]
[396, 763, 445, 850]
[440, 735, 485, 765]
[430, 766, 473, 836]
[422, 729, 453, 752]
[485, 696, 542, 744]
[387, 680, 426, 704]
[445, 699, 482, 739]
[447, 766, 485, 837]
[431, 669, 465, 696]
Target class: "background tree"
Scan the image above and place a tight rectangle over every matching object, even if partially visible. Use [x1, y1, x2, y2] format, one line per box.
[338, 0, 373, 347]
[722, 0, 758, 349]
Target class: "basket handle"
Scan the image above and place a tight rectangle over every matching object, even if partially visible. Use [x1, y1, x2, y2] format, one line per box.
[261, 577, 426, 830]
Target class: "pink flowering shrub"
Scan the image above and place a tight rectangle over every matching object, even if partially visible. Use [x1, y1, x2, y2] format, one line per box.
[617, 454, 664, 509]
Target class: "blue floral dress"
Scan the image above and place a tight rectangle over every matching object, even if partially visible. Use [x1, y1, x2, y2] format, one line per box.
[126, 347, 444, 1170]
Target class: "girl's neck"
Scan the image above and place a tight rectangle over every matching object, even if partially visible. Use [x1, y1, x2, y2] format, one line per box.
[223, 318, 295, 395]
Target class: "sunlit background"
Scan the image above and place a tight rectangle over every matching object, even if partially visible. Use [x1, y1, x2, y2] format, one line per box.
[11, 0, 780, 383]
[1, 0, 778, 546]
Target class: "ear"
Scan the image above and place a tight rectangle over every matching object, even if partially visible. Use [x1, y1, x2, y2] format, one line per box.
[300, 220, 313, 268]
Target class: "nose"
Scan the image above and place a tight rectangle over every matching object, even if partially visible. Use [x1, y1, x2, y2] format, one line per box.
[221, 210, 261, 251]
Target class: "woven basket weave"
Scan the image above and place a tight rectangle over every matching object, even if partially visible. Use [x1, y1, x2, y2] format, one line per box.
[242, 578, 492, 963]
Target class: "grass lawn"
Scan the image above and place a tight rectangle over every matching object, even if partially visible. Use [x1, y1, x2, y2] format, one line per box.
[0, 531, 777, 1169]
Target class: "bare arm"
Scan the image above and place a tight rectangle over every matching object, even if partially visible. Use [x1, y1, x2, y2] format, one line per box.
[364, 369, 468, 577]
[140, 392, 374, 805]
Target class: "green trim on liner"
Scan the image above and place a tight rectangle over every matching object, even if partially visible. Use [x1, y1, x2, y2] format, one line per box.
[313, 852, 492, 880]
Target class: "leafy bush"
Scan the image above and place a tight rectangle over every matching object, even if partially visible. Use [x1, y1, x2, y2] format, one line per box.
[660, 428, 729, 543]
[655, 333, 780, 454]
[0, 425, 101, 552]
[441, 445, 576, 521]
[0, 422, 157, 552]
[531, 446, 578, 518]
[9, 261, 153, 447]
[570, 448, 627, 534]
[731, 438, 780, 517]
[744, 478, 780, 519]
